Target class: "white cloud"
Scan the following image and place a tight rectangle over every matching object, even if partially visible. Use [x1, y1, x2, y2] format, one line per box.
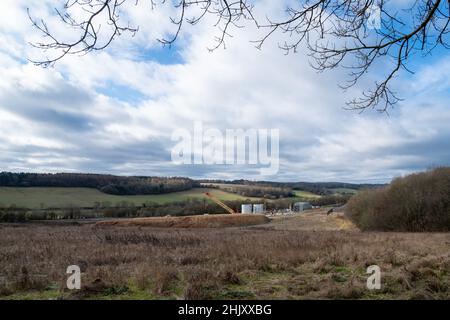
[0, 0, 449, 182]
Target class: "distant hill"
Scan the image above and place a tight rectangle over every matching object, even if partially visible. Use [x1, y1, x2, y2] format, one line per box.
[0, 172, 383, 197]
[198, 179, 384, 196]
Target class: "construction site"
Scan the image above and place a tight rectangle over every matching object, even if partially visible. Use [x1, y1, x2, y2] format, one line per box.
[95, 192, 318, 228]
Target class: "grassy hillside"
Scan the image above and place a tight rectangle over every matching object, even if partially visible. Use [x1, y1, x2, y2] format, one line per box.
[201, 183, 293, 198]
[0, 187, 260, 209]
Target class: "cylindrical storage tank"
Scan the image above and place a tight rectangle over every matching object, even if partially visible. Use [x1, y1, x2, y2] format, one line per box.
[241, 204, 252, 214]
[253, 204, 264, 214]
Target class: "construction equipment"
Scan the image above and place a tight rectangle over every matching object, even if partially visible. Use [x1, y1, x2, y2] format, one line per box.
[204, 192, 237, 214]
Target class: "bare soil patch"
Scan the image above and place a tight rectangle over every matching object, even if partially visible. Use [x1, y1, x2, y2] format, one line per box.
[95, 214, 270, 228]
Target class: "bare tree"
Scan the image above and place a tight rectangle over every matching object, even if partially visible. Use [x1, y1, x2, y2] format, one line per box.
[28, 0, 450, 111]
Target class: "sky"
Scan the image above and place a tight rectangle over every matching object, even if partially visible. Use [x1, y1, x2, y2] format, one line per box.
[0, 0, 449, 183]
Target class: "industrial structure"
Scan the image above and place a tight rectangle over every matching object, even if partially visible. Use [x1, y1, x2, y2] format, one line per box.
[293, 202, 312, 212]
[241, 204, 253, 214]
[252, 204, 264, 213]
[204, 192, 267, 215]
[241, 203, 265, 214]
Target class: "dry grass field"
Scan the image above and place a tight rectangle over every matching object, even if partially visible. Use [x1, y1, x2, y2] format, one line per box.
[0, 210, 449, 300]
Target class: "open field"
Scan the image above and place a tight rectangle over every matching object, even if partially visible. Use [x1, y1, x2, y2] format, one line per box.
[292, 190, 322, 199]
[0, 187, 260, 209]
[1, 210, 448, 300]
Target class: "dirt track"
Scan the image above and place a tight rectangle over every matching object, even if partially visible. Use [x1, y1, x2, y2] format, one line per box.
[253, 209, 359, 232]
[95, 213, 270, 228]
[93, 210, 354, 231]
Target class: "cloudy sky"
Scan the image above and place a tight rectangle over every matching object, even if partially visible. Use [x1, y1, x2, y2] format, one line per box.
[0, 0, 449, 183]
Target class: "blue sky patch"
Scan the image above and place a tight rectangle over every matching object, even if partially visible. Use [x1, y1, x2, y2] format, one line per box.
[97, 82, 148, 104]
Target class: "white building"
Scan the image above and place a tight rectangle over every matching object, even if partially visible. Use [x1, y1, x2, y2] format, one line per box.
[293, 202, 312, 212]
[252, 204, 264, 213]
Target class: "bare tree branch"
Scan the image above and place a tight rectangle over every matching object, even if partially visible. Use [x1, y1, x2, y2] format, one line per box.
[28, 0, 450, 111]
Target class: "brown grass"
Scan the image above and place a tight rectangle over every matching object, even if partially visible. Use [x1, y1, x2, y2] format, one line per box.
[94, 214, 270, 228]
[0, 212, 449, 300]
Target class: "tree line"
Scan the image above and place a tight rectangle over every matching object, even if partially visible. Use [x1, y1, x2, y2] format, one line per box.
[0, 172, 196, 195]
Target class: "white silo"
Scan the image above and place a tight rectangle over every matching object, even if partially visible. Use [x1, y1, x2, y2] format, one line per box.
[253, 204, 264, 213]
[241, 204, 252, 214]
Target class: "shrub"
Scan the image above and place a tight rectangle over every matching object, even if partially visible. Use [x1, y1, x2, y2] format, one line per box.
[346, 167, 450, 231]
[0, 208, 27, 222]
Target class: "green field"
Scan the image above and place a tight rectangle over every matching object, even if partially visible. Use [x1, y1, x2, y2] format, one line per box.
[0, 187, 260, 209]
[202, 183, 322, 199]
[293, 190, 321, 198]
